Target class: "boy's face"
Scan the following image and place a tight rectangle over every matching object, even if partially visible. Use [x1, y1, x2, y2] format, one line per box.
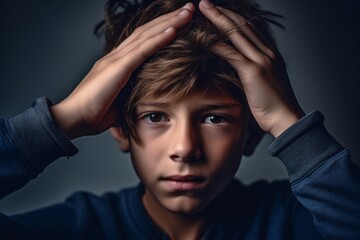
[120, 88, 250, 215]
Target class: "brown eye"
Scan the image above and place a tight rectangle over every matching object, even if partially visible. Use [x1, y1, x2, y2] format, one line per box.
[203, 115, 229, 124]
[149, 113, 163, 122]
[144, 112, 168, 123]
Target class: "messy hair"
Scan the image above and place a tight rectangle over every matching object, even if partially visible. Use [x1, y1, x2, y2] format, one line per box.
[95, 0, 283, 137]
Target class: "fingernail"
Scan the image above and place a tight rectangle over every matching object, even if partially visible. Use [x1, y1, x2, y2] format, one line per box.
[181, 2, 191, 10]
[201, 0, 213, 8]
[178, 9, 189, 16]
[164, 27, 174, 33]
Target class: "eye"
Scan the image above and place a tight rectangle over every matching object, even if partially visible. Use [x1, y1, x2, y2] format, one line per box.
[203, 115, 229, 124]
[143, 112, 168, 123]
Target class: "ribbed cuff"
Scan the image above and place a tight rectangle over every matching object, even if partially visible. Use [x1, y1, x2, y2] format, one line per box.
[7, 97, 78, 174]
[268, 111, 343, 183]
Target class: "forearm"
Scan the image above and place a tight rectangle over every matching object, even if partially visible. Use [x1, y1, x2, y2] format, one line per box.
[0, 97, 78, 199]
[269, 111, 360, 239]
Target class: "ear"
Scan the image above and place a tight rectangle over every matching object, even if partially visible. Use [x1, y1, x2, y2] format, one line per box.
[110, 127, 130, 153]
[243, 118, 265, 157]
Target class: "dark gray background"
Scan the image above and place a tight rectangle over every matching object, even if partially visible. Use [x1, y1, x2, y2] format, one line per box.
[1, 1, 359, 215]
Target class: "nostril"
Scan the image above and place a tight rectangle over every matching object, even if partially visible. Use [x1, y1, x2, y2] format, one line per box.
[169, 154, 181, 162]
[170, 153, 200, 163]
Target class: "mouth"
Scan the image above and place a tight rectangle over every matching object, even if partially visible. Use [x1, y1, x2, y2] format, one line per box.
[160, 175, 206, 191]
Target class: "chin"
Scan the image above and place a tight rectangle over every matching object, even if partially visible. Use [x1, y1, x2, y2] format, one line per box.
[162, 195, 211, 215]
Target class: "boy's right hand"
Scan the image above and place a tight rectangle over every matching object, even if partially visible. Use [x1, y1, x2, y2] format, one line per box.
[50, 3, 194, 139]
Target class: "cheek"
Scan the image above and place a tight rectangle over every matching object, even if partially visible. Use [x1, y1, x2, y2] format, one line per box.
[129, 136, 165, 183]
[202, 130, 246, 178]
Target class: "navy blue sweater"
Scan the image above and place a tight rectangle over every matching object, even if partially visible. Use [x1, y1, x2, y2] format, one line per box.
[1, 98, 360, 239]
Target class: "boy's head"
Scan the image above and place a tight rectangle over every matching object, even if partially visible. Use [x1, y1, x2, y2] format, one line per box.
[97, 0, 281, 147]
[97, 0, 282, 214]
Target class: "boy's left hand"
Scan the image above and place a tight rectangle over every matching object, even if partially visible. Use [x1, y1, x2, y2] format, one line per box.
[199, 0, 304, 137]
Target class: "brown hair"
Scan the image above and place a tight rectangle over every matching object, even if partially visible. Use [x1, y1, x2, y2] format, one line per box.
[95, 0, 283, 138]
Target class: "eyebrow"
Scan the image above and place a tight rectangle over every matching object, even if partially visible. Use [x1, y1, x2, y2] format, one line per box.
[138, 102, 242, 110]
[138, 102, 173, 108]
[200, 104, 242, 110]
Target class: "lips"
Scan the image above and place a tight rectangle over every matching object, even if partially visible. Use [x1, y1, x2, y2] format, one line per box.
[161, 175, 205, 182]
[160, 175, 205, 191]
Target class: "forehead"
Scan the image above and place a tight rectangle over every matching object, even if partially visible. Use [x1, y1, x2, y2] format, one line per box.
[137, 87, 242, 107]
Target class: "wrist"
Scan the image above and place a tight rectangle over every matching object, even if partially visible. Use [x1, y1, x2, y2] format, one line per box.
[269, 109, 305, 138]
[50, 102, 83, 139]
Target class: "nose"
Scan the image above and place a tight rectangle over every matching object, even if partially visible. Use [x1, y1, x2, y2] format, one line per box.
[168, 120, 201, 163]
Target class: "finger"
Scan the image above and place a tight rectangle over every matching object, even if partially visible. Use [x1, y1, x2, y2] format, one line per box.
[72, 27, 177, 97]
[114, 27, 178, 80]
[212, 42, 251, 75]
[199, 0, 263, 62]
[114, 7, 193, 59]
[137, 2, 195, 34]
[116, 3, 194, 51]
[217, 7, 275, 59]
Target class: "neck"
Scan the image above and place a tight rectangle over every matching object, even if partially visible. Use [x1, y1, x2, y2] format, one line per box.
[142, 190, 211, 240]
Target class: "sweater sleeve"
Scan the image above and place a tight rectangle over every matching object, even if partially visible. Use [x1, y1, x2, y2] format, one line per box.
[0, 97, 78, 199]
[269, 111, 360, 240]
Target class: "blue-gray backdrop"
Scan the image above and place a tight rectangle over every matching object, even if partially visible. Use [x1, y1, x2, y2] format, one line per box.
[1, 1, 359, 215]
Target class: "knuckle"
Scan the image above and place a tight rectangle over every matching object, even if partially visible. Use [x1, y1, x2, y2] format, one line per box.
[218, 20, 234, 35]
[134, 46, 148, 61]
[167, 18, 178, 27]
[217, 15, 230, 27]
[132, 26, 143, 35]
[132, 28, 139, 35]
[258, 55, 273, 68]
[95, 55, 123, 74]
[266, 49, 276, 60]
[246, 56, 273, 76]
[132, 29, 144, 40]
[94, 58, 108, 69]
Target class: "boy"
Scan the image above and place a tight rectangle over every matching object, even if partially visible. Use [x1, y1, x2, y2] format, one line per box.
[1, 0, 359, 239]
